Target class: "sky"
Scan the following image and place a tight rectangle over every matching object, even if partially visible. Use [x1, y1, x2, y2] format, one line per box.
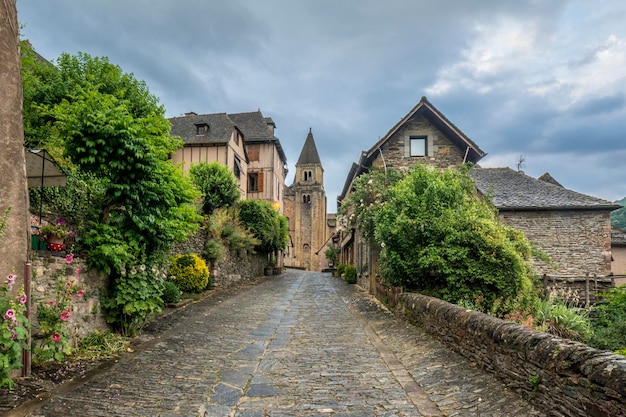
[17, 0, 626, 209]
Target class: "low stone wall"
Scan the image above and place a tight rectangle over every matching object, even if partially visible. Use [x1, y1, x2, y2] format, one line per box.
[399, 293, 626, 416]
[30, 253, 109, 343]
[211, 250, 267, 288]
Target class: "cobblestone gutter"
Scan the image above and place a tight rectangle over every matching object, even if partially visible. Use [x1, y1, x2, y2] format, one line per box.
[400, 293, 626, 417]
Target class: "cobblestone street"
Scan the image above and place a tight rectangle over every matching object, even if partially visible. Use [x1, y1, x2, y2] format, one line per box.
[13, 271, 544, 416]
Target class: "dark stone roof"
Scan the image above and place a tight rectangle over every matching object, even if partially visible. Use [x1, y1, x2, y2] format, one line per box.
[169, 113, 238, 145]
[296, 128, 322, 166]
[228, 111, 287, 163]
[471, 167, 620, 211]
[538, 172, 563, 187]
[612, 227, 626, 246]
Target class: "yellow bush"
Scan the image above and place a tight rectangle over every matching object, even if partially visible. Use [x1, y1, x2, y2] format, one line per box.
[168, 254, 210, 293]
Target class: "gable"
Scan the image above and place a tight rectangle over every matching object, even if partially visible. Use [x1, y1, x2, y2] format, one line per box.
[366, 96, 486, 164]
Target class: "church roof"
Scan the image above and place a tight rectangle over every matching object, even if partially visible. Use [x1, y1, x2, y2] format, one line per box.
[296, 128, 322, 166]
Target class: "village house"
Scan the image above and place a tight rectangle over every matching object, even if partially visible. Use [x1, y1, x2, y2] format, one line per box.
[168, 110, 287, 207]
[337, 96, 619, 294]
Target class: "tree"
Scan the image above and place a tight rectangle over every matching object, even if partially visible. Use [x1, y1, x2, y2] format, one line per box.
[189, 162, 239, 215]
[24, 50, 201, 334]
[341, 164, 538, 315]
[238, 199, 288, 255]
[611, 197, 626, 230]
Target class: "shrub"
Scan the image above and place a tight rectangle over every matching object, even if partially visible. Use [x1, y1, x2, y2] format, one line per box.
[344, 265, 357, 284]
[336, 263, 346, 276]
[162, 280, 181, 304]
[534, 298, 592, 341]
[203, 239, 224, 264]
[588, 286, 626, 351]
[168, 254, 209, 294]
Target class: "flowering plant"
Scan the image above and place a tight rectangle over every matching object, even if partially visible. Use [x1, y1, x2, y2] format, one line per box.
[39, 218, 77, 240]
[0, 274, 30, 389]
[34, 254, 84, 363]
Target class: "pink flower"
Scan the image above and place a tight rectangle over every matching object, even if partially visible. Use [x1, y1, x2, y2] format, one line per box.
[51, 334, 61, 342]
[17, 294, 27, 304]
[65, 254, 74, 265]
[6, 274, 16, 291]
[49, 300, 57, 306]
[60, 311, 71, 322]
[10, 330, 17, 340]
[76, 290, 85, 297]
[4, 309, 15, 321]
[75, 268, 81, 276]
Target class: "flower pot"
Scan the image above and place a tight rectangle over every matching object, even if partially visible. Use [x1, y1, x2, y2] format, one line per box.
[46, 234, 65, 252]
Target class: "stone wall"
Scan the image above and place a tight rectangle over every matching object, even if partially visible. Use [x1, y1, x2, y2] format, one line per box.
[499, 210, 613, 276]
[30, 253, 109, 344]
[399, 293, 626, 416]
[211, 250, 267, 288]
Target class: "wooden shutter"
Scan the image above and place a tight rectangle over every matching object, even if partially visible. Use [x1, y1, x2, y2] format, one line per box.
[258, 172, 264, 192]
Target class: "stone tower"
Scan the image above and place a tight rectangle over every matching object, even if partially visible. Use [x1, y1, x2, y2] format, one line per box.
[284, 129, 327, 271]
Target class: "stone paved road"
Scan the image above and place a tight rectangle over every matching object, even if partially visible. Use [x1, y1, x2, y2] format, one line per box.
[15, 271, 545, 416]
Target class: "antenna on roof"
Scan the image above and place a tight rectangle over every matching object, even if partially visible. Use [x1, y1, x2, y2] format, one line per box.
[517, 154, 526, 172]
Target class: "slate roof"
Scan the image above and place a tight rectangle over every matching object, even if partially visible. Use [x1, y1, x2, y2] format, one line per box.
[228, 111, 287, 163]
[169, 112, 238, 145]
[296, 128, 322, 166]
[366, 96, 486, 164]
[471, 167, 620, 211]
[612, 227, 626, 246]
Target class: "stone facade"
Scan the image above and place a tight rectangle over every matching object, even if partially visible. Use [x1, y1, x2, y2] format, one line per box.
[400, 292, 626, 417]
[378, 117, 467, 170]
[499, 210, 613, 276]
[30, 253, 109, 343]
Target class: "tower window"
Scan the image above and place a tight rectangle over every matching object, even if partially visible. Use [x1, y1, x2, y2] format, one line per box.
[302, 194, 311, 204]
[304, 170, 313, 181]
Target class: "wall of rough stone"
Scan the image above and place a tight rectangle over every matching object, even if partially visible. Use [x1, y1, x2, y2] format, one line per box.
[499, 210, 613, 277]
[30, 253, 109, 345]
[400, 293, 626, 417]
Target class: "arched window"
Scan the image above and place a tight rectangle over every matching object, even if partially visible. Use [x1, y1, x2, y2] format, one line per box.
[302, 194, 311, 204]
[303, 170, 313, 181]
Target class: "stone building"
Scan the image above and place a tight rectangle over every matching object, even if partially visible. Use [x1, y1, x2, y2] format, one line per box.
[471, 167, 619, 277]
[283, 129, 328, 271]
[337, 96, 619, 292]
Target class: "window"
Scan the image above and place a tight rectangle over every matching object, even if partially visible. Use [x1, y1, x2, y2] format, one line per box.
[195, 124, 208, 135]
[302, 194, 311, 204]
[304, 170, 313, 181]
[248, 172, 264, 192]
[410, 136, 426, 157]
[234, 157, 242, 179]
[247, 145, 260, 162]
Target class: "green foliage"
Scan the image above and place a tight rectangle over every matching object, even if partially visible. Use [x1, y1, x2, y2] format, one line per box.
[324, 246, 340, 263]
[73, 330, 130, 361]
[610, 197, 626, 230]
[190, 162, 239, 215]
[534, 298, 592, 341]
[344, 265, 357, 284]
[342, 164, 538, 314]
[101, 257, 167, 336]
[0, 207, 9, 240]
[0, 276, 30, 389]
[238, 199, 289, 254]
[168, 254, 210, 294]
[209, 208, 259, 254]
[162, 280, 181, 304]
[588, 286, 626, 351]
[203, 239, 225, 264]
[336, 264, 346, 276]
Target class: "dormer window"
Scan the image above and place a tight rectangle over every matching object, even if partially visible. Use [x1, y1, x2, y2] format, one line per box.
[196, 124, 208, 135]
